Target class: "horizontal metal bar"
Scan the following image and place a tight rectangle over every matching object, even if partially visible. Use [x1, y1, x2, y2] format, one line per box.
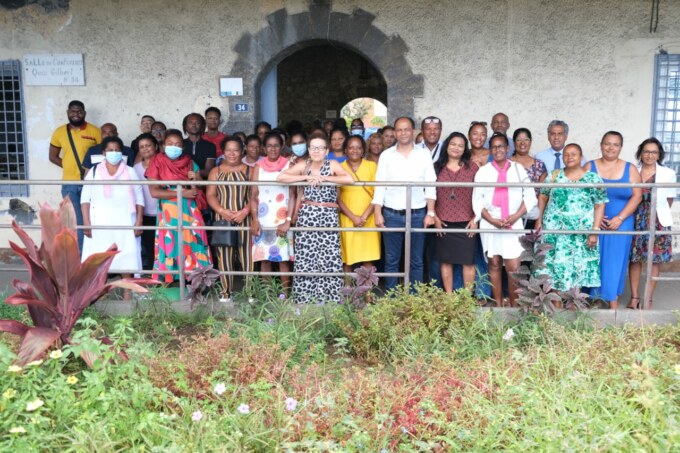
[2, 179, 679, 189]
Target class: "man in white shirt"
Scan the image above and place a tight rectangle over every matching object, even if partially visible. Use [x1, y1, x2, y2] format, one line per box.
[373, 117, 437, 290]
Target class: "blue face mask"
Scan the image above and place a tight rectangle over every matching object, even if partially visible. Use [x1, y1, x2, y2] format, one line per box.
[105, 151, 123, 165]
[351, 128, 364, 136]
[165, 145, 183, 160]
[291, 143, 307, 157]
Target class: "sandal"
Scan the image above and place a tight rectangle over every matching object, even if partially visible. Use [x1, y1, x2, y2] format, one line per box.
[626, 297, 640, 309]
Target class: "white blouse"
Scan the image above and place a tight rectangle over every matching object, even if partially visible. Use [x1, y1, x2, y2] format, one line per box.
[472, 160, 538, 227]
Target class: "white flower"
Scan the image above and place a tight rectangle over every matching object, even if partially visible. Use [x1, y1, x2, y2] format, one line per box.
[191, 410, 203, 422]
[213, 383, 226, 395]
[502, 328, 515, 342]
[9, 426, 26, 434]
[237, 403, 250, 414]
[284, 397, 298, 411]
[7, 365, 22, 373]
[26, 399, 44, 412]
[26, 360, 43, 367]
[49, 350, 63, 360]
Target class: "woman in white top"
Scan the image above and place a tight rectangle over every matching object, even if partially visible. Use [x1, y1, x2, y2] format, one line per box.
[628, 138, 677, 308]
[473, 133, 537, 307]
[82, 136, 144, 297]
[132, 133, 159, 271]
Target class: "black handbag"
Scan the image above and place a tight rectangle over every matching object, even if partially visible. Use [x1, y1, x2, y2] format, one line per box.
[211, 220, 241, 247]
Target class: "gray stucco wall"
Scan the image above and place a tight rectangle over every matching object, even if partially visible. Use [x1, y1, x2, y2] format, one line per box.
[1, 0, 680, 244]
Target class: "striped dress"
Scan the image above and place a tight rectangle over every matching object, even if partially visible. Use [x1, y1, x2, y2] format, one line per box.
[214, 167, 252, 298]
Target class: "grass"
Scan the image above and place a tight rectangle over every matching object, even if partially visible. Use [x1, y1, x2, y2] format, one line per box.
[1, 283, 679, 451]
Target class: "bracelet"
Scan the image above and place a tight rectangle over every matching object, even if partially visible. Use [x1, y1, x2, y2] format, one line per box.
[617, 216, 624, 222]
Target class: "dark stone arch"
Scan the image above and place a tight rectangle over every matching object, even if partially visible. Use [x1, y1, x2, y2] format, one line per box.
[224, 2, 423, 133]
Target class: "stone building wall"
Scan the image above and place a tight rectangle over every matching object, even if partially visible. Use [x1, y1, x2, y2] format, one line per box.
[1, 0, 680, 245]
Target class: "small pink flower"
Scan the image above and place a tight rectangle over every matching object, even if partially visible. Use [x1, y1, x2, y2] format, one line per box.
[285, 397, 298, 411]
[192, 410, 203, 422]
[237, 403, 250, 414]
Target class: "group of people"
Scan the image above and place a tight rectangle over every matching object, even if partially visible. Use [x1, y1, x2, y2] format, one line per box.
[48, 101, 675, 308]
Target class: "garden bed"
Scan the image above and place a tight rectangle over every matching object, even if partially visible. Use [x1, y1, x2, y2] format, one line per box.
[2, 284, 680, 451]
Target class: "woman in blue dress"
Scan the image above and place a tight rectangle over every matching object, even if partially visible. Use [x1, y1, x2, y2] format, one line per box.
[584, 131, 642, 309]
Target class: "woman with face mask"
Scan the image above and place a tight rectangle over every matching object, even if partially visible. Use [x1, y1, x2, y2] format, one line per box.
[146, 129, 212, 283]
[81, 136, 145, 298]
[337, 135, 380, 275]
[133, 133, 160, 271]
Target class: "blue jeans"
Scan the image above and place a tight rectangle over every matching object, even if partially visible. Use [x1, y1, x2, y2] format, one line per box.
[61, 184, 84, 252]
[382, 207, 426, 291]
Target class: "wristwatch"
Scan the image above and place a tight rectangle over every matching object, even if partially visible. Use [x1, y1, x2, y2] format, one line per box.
[285, 216, 292, 222]
[427, 211, 436, 218]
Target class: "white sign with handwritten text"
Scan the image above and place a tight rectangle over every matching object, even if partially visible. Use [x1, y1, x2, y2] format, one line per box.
[23, 54, 85, 86]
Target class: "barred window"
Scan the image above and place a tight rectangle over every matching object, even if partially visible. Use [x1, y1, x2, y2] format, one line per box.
[651, 53, 680, 181]
[0, 60, 28, 197]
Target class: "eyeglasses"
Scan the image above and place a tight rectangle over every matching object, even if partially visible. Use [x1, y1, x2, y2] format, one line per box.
[641, 150, 660, 155]
[470, 121, 487, 126]
[423, 117, 441, 124]
[309, 145, 327, 152]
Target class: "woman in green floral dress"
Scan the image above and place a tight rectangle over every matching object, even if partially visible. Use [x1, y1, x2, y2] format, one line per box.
[535, 144, 608, 291]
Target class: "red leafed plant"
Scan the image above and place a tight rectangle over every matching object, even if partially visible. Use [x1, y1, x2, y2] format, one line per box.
[0, 198, 158, 366]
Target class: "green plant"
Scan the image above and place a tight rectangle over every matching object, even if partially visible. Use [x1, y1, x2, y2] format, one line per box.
[0, 198, 157, 366]
[336, 283, 478, 362]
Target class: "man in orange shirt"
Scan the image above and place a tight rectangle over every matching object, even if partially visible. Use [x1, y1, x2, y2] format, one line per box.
[49, 100, 101, 251]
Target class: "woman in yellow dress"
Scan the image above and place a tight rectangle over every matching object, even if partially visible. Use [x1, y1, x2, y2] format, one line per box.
[338, 135, 381, 273]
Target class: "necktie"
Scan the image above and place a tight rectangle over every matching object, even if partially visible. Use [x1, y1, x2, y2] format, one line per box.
[554, 152, 561, 170]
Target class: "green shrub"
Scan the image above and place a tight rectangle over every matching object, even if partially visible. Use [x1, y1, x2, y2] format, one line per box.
[336, 283, 478, 362]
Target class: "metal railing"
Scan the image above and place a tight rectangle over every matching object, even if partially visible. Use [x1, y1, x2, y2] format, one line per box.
[1, 178, 679, 309]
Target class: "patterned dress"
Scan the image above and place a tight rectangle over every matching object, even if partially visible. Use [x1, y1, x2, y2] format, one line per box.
[293, 160, 343, 304]
[540, 171, 608, 291]
[252, 165, 294, 262]
[630, 175, 673, 264]
[214, 168, 253, 298]
[154, 162, 212, 283]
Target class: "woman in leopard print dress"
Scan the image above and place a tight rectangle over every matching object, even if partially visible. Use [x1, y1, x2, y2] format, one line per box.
[278, 134, 353, 304]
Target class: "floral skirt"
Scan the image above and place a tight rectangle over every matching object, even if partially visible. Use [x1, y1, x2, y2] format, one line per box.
[630, 198, 672, 264]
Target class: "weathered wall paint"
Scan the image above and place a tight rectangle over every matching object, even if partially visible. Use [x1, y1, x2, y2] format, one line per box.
[1, 0, 680, 246]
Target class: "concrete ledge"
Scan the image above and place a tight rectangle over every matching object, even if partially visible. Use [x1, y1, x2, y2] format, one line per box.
[93, 298, 679, 327]
[481, 306, 678, 327]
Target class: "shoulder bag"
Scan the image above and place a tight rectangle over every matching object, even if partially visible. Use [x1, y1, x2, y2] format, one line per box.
[66, 127, 86, 180]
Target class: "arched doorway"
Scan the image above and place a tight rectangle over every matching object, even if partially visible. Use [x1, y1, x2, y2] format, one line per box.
[223, 3, 423, 133]
[260, 43, 387, 129]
